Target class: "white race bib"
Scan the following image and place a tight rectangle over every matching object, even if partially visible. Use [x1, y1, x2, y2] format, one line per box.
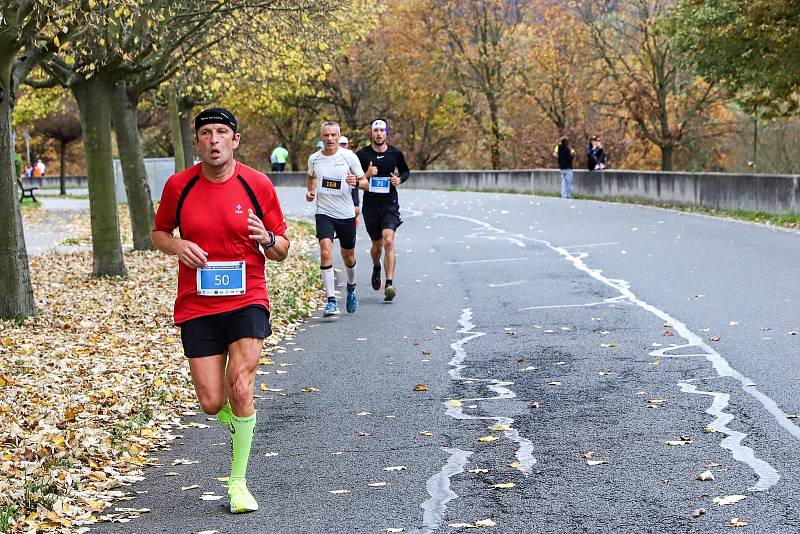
[196, 261, 246, 296]
[369, 176, 391, 194]
[320, 175, 344, 195]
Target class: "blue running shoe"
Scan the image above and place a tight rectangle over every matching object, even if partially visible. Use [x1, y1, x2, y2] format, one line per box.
[324, 299, 339, 317]
[346, 284, 357, 314]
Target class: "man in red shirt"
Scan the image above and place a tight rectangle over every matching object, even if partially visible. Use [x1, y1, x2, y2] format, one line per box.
[152, 108, 289, 514]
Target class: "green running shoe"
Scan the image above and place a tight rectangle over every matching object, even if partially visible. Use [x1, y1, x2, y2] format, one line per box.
[228, 478, 258, 513]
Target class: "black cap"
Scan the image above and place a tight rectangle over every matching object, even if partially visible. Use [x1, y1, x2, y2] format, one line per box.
[194, 108, 237, 133]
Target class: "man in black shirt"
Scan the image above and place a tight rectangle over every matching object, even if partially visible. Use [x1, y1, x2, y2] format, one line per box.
[356, 119, 410, 301]
[553, 136, 576, 198]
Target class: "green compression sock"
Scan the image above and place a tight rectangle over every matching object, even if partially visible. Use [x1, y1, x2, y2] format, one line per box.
[229, 411, 256, 480]
[216, 401, 233, 429]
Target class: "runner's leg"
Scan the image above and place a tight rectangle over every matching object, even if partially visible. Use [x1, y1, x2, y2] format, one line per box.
[225, 337, 262, 512]
[370, 239, 383, 290]
[382, 228, 397, 301]
[342, 246, 358, 313]
[319, 238, 335, 300]
[188, 355, 227, 416]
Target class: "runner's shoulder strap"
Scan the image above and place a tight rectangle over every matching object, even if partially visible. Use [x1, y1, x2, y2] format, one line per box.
[174, 174, 265, 236]
[175, 176, 199, 237]
[236, 175, 263, 220]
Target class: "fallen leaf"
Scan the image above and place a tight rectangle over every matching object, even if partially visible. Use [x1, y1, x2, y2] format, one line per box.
[468, 468, 488, 474]
[708, 336, 721, 341]
[509, 461, 523, 469]
[548, 381, 561, 386]
[713, 495, 746, 506]
[368, 482, 388, 487]
[492, 424, 511, 432]
[477, 436, 499, 443]
[587, 460, 608, 466]
[696, 470, 714, 482]
[529, 402, 541, 409]
[302, 386, 320, 393]
[413, 384, 430, 392]
[447, 400, 463, 408]
[383, 466, 407, 472]
[691, 508, 706, 518]
[730, 518, 748, 527]
[329, 489, 350, 495]
[600, 342, 616, 348]
[489, 482, 515, 489]
[420, 431, 434, 437]
[199, 495, 223, 501]
[181, 485, 200, 491]
[475, 518, 496, 527]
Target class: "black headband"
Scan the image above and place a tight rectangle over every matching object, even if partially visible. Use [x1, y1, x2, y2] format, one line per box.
[194, 108, 238, 133]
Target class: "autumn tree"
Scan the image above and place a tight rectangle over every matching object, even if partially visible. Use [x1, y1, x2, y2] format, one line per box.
[671, 0, 800, 117]
[30, 94, 81, 194]
[580, 0, 729, 171]
[523, 2, 594, 138]
[0, 2, 75, 318]
[424, 0, 529, 169]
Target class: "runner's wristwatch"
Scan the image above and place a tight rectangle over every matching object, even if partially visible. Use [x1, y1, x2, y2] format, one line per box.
[261, 231, 276, 249]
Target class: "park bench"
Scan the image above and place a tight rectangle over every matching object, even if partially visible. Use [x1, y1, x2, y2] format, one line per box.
[16, 176, 38, 203]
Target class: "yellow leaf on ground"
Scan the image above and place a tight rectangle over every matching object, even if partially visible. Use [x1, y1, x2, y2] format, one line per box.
[447, 400, 463, 407]
[413, 384, 430, 392]
[477, 436, 499, 443]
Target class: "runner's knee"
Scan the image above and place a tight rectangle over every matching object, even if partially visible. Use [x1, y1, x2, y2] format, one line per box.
[197, 393, 226, 415]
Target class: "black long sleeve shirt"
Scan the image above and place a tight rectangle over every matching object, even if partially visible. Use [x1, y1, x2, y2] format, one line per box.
[356, 145, 410, 208]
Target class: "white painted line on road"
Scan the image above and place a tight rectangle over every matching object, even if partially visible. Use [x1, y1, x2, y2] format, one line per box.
[417, 448, 473, 534]
[446, 257, 527, 265]
[520, 296, 627, 311]
[488, 280, 526, 288]
[435, 211, 787, 492]
[679, 381, 779, 491]
[562, 241, 621, 250]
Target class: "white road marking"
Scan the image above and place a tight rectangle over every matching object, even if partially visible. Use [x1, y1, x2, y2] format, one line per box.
[435, 211, 787, 491]
[446, 257, 528, 265]
[488, 280, 526, 288]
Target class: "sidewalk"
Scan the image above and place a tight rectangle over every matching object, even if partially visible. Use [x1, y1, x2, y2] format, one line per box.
[23, 196, 90, 256]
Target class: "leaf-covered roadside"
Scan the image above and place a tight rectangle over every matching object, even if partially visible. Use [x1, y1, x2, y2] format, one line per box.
[0, 220, 323, 533]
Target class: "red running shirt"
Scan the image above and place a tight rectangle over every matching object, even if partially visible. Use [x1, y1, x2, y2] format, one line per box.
[154, 161, 288, 324]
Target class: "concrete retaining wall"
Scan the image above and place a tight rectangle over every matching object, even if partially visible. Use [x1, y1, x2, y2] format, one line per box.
[269, 169, 800, 215]
[25, 166, 800, 215]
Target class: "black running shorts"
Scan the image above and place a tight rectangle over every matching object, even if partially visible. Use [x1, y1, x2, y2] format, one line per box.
[180, 305, 271, 358]
[315, 214, 357, 250]
[363, 204, 403, 242]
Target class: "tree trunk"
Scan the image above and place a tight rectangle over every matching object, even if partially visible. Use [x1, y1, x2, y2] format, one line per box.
[0, 76, 36, 318]
[179, 107, 195, 169]
[661, 145, 673, 171]
[168, 90, 185, 173]
[111, 82, 155, 251]
[72, 74, 127, 277]
[488, 97, 502, 170]
[59, 139, 66, 195]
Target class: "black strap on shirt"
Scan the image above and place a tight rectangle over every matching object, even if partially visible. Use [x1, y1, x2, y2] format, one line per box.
[175, 176, 200, 237]
[236, 175, 263, 220]
[175, 175, 264, 238]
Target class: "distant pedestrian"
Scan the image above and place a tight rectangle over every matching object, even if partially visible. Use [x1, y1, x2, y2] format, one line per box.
[553, 137, 576, 198]
[33, 158, 45, 177]
[24, 165, 33, 177]
[587, 135, 605, 171]
[270, 143, 288, 172]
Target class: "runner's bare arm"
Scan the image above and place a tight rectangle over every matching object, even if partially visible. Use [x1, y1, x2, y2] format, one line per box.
[247, 210, 289, 262]
[151, 230, 208, 269]
[306, 174, 316, 201]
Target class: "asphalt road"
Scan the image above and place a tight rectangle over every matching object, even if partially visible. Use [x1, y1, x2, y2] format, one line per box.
[85, 188, 800, 534]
